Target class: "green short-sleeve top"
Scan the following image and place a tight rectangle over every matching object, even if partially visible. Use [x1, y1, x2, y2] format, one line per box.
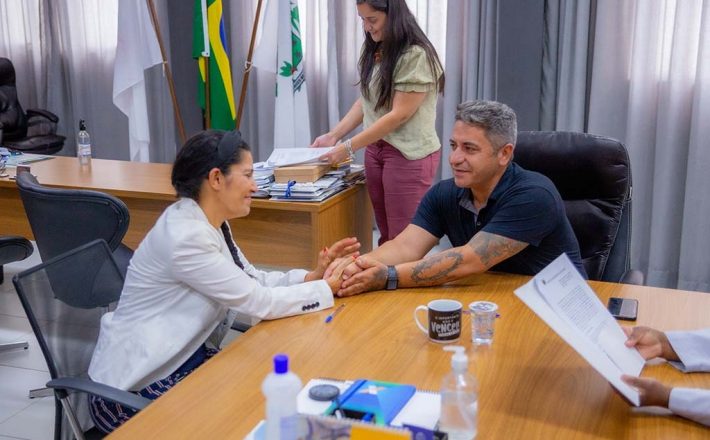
[361, 45, 443, 160]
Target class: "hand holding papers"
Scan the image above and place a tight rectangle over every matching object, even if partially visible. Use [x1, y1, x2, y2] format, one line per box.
[266, 147, 334, 167]
[514, 254, 645, 405]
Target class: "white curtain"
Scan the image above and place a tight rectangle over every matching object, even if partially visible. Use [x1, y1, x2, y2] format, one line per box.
[540, 0, 591, 131]
[0, 0, 176, 162]
[0, 0, 43, 108]
[588, 0, 710, 290]
[439, 0, 497, 179]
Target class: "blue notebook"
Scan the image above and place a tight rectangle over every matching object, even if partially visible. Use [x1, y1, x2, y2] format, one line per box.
[324, 379, 416, 426]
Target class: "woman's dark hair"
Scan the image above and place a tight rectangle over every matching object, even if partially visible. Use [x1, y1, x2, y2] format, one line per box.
[357, 0, 444, 111]
[171, 130, 251, 201]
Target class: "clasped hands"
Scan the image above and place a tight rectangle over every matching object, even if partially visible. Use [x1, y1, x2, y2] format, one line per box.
[305, 237, 388, 295]
[304, 237, 362, 294]
[323, 255, 389, 297]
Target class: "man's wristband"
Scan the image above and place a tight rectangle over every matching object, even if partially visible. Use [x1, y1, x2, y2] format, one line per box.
[385, 265, 398, 290]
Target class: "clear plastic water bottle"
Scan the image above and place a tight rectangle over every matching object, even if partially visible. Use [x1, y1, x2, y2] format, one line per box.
[77, 119, 91, 167]
[439, 346, 478, 439]
[261, 353, 302, 440]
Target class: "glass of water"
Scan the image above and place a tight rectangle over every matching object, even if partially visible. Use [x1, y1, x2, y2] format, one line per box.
[469, 301, 499, 345]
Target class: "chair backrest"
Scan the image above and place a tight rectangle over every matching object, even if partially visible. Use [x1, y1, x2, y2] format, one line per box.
[12, 239, 124, 440]
[0, 57, 28, 139]
[16, 171, 131, 263]
[513, 131, 632, 281]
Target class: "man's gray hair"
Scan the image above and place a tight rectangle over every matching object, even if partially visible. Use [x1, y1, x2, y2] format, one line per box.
[455, 100, 517, 151]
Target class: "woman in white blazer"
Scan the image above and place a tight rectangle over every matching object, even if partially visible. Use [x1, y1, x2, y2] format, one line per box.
[87, 130, 359, 433]
[622, 326, 710, 427]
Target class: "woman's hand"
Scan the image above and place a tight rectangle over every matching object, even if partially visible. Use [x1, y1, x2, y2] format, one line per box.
[319, 143, 350, 166]
[623, 326, 680, 361]
[621, 375, 672, 407]
[325, 256, 357, 294]
[311, 133, 338, 147]
[305, 237, 360, 281]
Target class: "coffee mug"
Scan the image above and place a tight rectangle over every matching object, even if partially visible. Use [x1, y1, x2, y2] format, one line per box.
[414, 299, 462, 343]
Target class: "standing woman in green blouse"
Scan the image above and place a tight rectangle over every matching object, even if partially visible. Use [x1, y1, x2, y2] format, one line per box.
[312, 0, 444, 245]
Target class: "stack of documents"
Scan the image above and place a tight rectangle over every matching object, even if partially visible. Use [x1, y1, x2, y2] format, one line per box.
[252, 162, 274, 198]
[269, 176, 344, 202]
[265, 147, 334, 167]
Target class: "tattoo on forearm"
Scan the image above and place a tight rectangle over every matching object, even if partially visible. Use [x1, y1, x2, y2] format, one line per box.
[468, 233, 527, 267]
[411, 250, 464, 285]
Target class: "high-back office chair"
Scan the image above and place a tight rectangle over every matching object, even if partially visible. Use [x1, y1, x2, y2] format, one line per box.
[0, 236, 33, 353]
[0, 58, 65, 154]
[514, 131, 643, 284]
[16, 171, 133, 277]
[13, 239, 150, 440]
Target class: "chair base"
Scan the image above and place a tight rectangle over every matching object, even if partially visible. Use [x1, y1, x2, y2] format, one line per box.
[29, 387, 53, 399]
[0, 341, 29, 352]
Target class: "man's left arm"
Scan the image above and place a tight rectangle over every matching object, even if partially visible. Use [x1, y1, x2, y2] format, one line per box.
[396, 231, 528, 287]
[336, 231, 527, 296]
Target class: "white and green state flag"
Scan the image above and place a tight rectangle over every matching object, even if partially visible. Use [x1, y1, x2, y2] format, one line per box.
[253, 0, 311, 148]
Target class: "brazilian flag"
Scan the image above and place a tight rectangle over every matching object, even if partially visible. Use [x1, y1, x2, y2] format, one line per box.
[192, 0, 236, 130]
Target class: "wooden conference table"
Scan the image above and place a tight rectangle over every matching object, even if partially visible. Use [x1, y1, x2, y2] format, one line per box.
[110, 273, 710, 439]
[0, 157, 372, 268]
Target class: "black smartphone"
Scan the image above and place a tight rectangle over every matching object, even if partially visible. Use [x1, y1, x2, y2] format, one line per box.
[607, 297, 638, 321]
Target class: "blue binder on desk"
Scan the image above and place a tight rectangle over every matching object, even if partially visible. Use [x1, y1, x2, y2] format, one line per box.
[325, 379, 416, 426]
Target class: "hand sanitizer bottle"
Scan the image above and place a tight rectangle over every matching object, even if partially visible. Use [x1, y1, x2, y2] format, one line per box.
[261, 354, 302, 439]
[77, 119, 91, 167]
[439, 346, 478, 439]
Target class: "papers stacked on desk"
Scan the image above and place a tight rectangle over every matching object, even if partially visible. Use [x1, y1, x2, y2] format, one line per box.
[252, 162, 274, 199]
[270, 176, 345, 202]
[0, 150, 53, 167]
[266, 147, 334, 167]
[268, 164, 366, 202]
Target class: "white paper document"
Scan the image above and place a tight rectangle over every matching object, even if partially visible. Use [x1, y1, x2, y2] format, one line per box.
[514, 254, 645, 406]
[266, 147, 334, 167]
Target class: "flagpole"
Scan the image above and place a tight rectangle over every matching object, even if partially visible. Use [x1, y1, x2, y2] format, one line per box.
[145, 0, 186, 144]
[200, 0, 211, 129]
[235, 0, 264, 130]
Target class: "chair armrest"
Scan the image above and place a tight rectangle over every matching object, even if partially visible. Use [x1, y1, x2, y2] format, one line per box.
[620, 269, 645, 286]
[46, 377, 151, 411]
[26, 108, 59, 123]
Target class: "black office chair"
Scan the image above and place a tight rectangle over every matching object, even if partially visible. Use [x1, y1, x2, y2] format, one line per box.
[13, 239, 150, 440]
[0, 236, 33, 353]
[16, 171, 133, 278]
[514, 131, 644, 284]
[0, 58, 65, 155]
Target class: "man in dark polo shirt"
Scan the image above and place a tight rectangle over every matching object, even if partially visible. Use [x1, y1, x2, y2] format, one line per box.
[329, 100, 586, 297]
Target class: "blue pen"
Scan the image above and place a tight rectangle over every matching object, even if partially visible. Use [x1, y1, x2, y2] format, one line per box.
[325, 303, 346, 323]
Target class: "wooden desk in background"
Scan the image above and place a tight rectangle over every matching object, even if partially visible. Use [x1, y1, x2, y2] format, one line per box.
[0, 157, 372, 268]
[110, 274, 710, 439]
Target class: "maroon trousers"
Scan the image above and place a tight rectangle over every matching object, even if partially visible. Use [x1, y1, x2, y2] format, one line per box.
[365, 140, 441, 245]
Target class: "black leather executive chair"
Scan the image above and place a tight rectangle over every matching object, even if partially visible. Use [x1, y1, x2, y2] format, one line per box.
[0, 58, 65, 154]
[13, 239, 150, 440]
[0, 236, 33, 353]
[514, 131, 643, 284]
[16, 171, 133, 278]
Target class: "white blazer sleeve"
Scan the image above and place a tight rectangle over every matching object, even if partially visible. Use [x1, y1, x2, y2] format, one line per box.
[669, 388, 710, 427]
[666, 329, 710, 372]
[171, 227, 333, 320]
